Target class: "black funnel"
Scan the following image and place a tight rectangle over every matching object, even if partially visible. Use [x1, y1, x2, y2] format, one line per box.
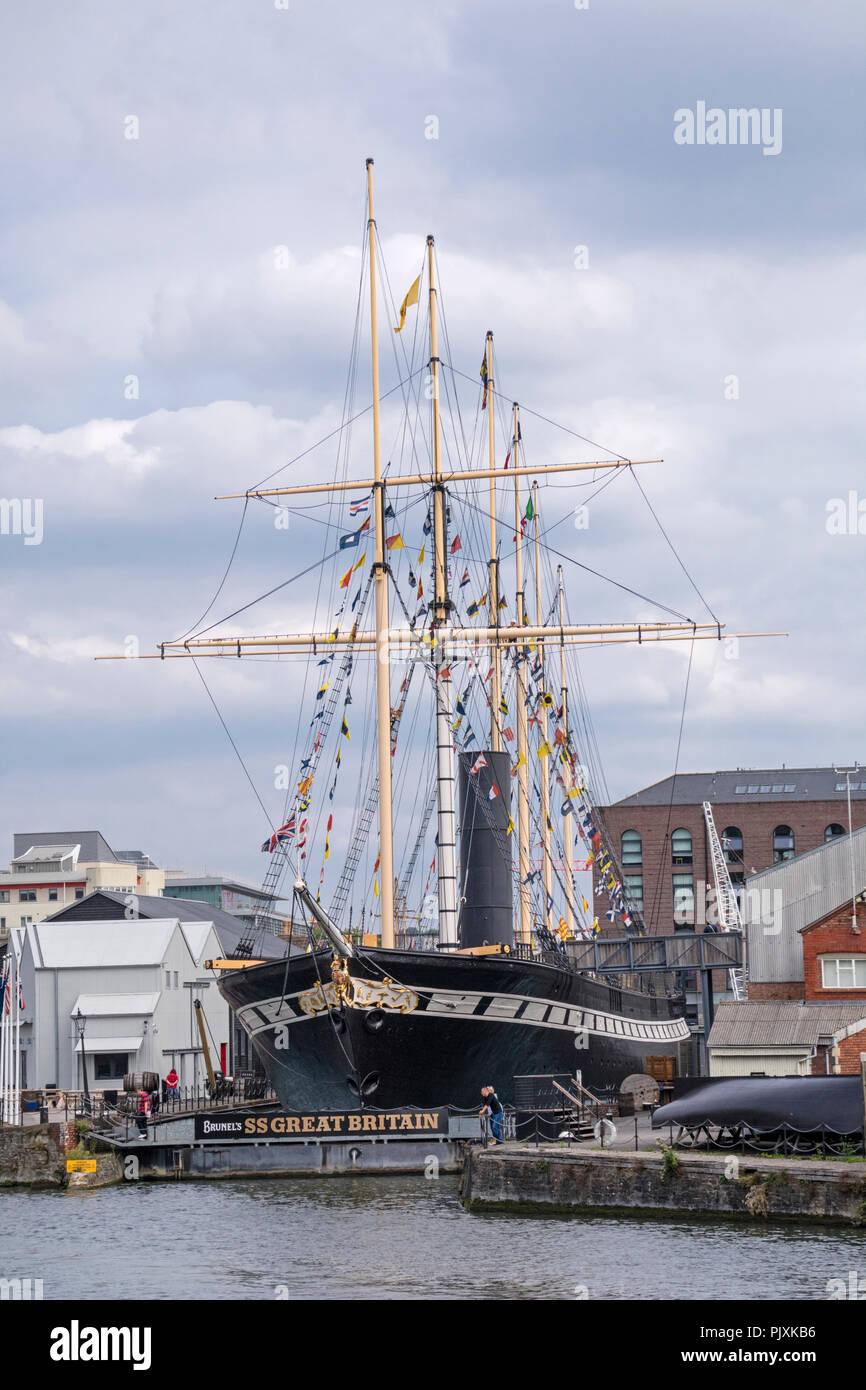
[457, 749, 513, 949]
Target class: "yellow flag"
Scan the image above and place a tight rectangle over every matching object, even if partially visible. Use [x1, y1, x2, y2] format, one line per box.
[537, 741, 552, 758]
[505, 814, 514, 836]
[374, 879, 379, 898]
[418, 543, 426, 564]
[394, 274, 421, 333]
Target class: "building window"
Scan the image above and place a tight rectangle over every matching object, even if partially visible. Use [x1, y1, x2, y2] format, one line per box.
[19, 890, 37, 902]
[0, 891, 9, 903]
[825, 823, 846, 842]
[165, 968, 171, 989]
[75, 889, 84, 900]
[671, 828, 693, 866]
[673, 872, 695, 922]
[623, 875, 644, 912]
[48, 888, 58, 901]
[92, 1053, 129, 1081]
[621, 830, 642, 866]
[773, 825, 795, 862]
[173, 972, 179, 988]
[821, 957, 866, 989]
[722, 826, 743, 864]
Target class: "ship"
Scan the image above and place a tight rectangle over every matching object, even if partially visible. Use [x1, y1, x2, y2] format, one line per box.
[112, 161, 770, 1111]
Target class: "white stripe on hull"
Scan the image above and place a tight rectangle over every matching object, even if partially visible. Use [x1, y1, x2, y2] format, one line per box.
[236, 983, 690, 1044]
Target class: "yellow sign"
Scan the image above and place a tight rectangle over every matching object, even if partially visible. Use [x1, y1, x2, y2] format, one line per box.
[66, 1159, 97, 1173]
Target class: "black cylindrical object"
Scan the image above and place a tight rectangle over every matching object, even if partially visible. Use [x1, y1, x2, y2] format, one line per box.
[457, 749, 513, 948]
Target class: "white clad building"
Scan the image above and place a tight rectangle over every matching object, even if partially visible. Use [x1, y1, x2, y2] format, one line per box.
[13, 918, 229, 1092]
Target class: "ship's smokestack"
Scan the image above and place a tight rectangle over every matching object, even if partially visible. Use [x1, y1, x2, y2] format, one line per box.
[456, 750, 513, 949]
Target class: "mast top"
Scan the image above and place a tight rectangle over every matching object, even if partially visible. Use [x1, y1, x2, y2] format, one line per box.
[366, 156, 374, 167]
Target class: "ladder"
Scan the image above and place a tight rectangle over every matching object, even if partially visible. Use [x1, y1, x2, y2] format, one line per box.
[702, 801, 746, 999]
[328, 661, 418, 927]
[398, 777, 437, 906]
[243, 578, 375, 950]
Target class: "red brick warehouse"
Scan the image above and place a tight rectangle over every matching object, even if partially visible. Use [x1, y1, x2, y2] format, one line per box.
[594, 767, 866, 933]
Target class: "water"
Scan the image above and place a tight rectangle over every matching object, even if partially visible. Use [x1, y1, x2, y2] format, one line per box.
[3, 1177, 865, 1300]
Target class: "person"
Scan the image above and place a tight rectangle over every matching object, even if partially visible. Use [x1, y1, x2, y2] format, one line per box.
[136, 1089, 150, 1139]
[165, 1068, 179, 1100]
[479, 1085, 504, 1144]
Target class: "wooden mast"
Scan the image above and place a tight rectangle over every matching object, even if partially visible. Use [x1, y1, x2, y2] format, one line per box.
[512, 403, 531, 944]
[533, 479, 553, 933]
[558, 564, 576, 937]
[216, 457, 659, 500]
[365, 158, 395, 949]
[485, 331, 502, 753]
[427, 235, 459, 948]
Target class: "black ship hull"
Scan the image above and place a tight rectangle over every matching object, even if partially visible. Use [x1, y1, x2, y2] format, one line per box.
[219, 947, 690, 1111]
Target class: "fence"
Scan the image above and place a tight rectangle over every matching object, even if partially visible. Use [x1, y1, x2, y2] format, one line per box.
[74, 1076, 276, 1127]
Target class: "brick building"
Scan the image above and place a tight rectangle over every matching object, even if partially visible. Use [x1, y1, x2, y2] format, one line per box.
[595, 767, 866, 934]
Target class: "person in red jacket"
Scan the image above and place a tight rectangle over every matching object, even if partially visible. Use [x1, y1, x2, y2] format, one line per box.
[136, 1089, 150, 1139]
[165, 1068, 179, 1100]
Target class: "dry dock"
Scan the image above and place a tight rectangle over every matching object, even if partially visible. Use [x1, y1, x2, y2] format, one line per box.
[461, 1144, 866, 1226]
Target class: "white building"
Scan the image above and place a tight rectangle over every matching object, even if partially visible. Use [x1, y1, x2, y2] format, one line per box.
[13, 917, 229, 1093]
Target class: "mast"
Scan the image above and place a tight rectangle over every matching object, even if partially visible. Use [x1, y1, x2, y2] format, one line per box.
[427, 235, 459, 949]
[533, 480, 553, 932]
[365, 158, 395, 949]
[485, 331, 502, 753]
[558, 565, 576, 937]
[512, 403, 531, 944]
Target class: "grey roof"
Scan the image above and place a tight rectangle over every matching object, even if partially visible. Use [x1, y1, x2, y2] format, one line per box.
[744, 826, 866, 983]
[22, 919, 179, 968]
[114, 849, 161, 871]
[614, 767, 866, 808]
[164, 875, 283, 902]
[708, 1000, 866, 1049]
[44, 890, 286, 960]
[13, 830, 118, 863]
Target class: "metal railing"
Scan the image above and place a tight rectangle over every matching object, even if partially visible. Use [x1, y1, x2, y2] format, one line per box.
[75, 1076, 276, 1127]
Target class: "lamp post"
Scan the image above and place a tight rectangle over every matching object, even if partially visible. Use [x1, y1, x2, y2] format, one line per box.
[73, 1008, 90, 1115]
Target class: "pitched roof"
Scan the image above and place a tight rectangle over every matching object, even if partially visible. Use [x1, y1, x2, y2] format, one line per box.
[178, 921, 214, 966]
[613, 767, 866, 808]
[708, 1000, 866, 1049]
[22, 919, 180, 969]
[742, 825, 866, 951]
[44, 890, 286, 959]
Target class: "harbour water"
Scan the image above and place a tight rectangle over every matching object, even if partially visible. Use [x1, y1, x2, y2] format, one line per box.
[4, 1176, 866, 1300]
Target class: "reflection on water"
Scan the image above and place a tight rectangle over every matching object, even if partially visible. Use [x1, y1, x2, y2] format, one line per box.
[3, 1176, 865, 1300]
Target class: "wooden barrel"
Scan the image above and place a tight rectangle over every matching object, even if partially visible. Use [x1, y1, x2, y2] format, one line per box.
[123, 1072, 159, 1094]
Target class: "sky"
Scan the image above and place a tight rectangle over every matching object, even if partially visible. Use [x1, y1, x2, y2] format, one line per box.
[1, 0, 864, 900]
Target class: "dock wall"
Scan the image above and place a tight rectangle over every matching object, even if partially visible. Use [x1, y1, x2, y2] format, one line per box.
[462, 1146, 866, 1226]
[0, 1125, 66, 1188]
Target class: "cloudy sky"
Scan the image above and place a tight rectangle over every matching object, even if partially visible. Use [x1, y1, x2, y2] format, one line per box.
[2, 0, 864, 900]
